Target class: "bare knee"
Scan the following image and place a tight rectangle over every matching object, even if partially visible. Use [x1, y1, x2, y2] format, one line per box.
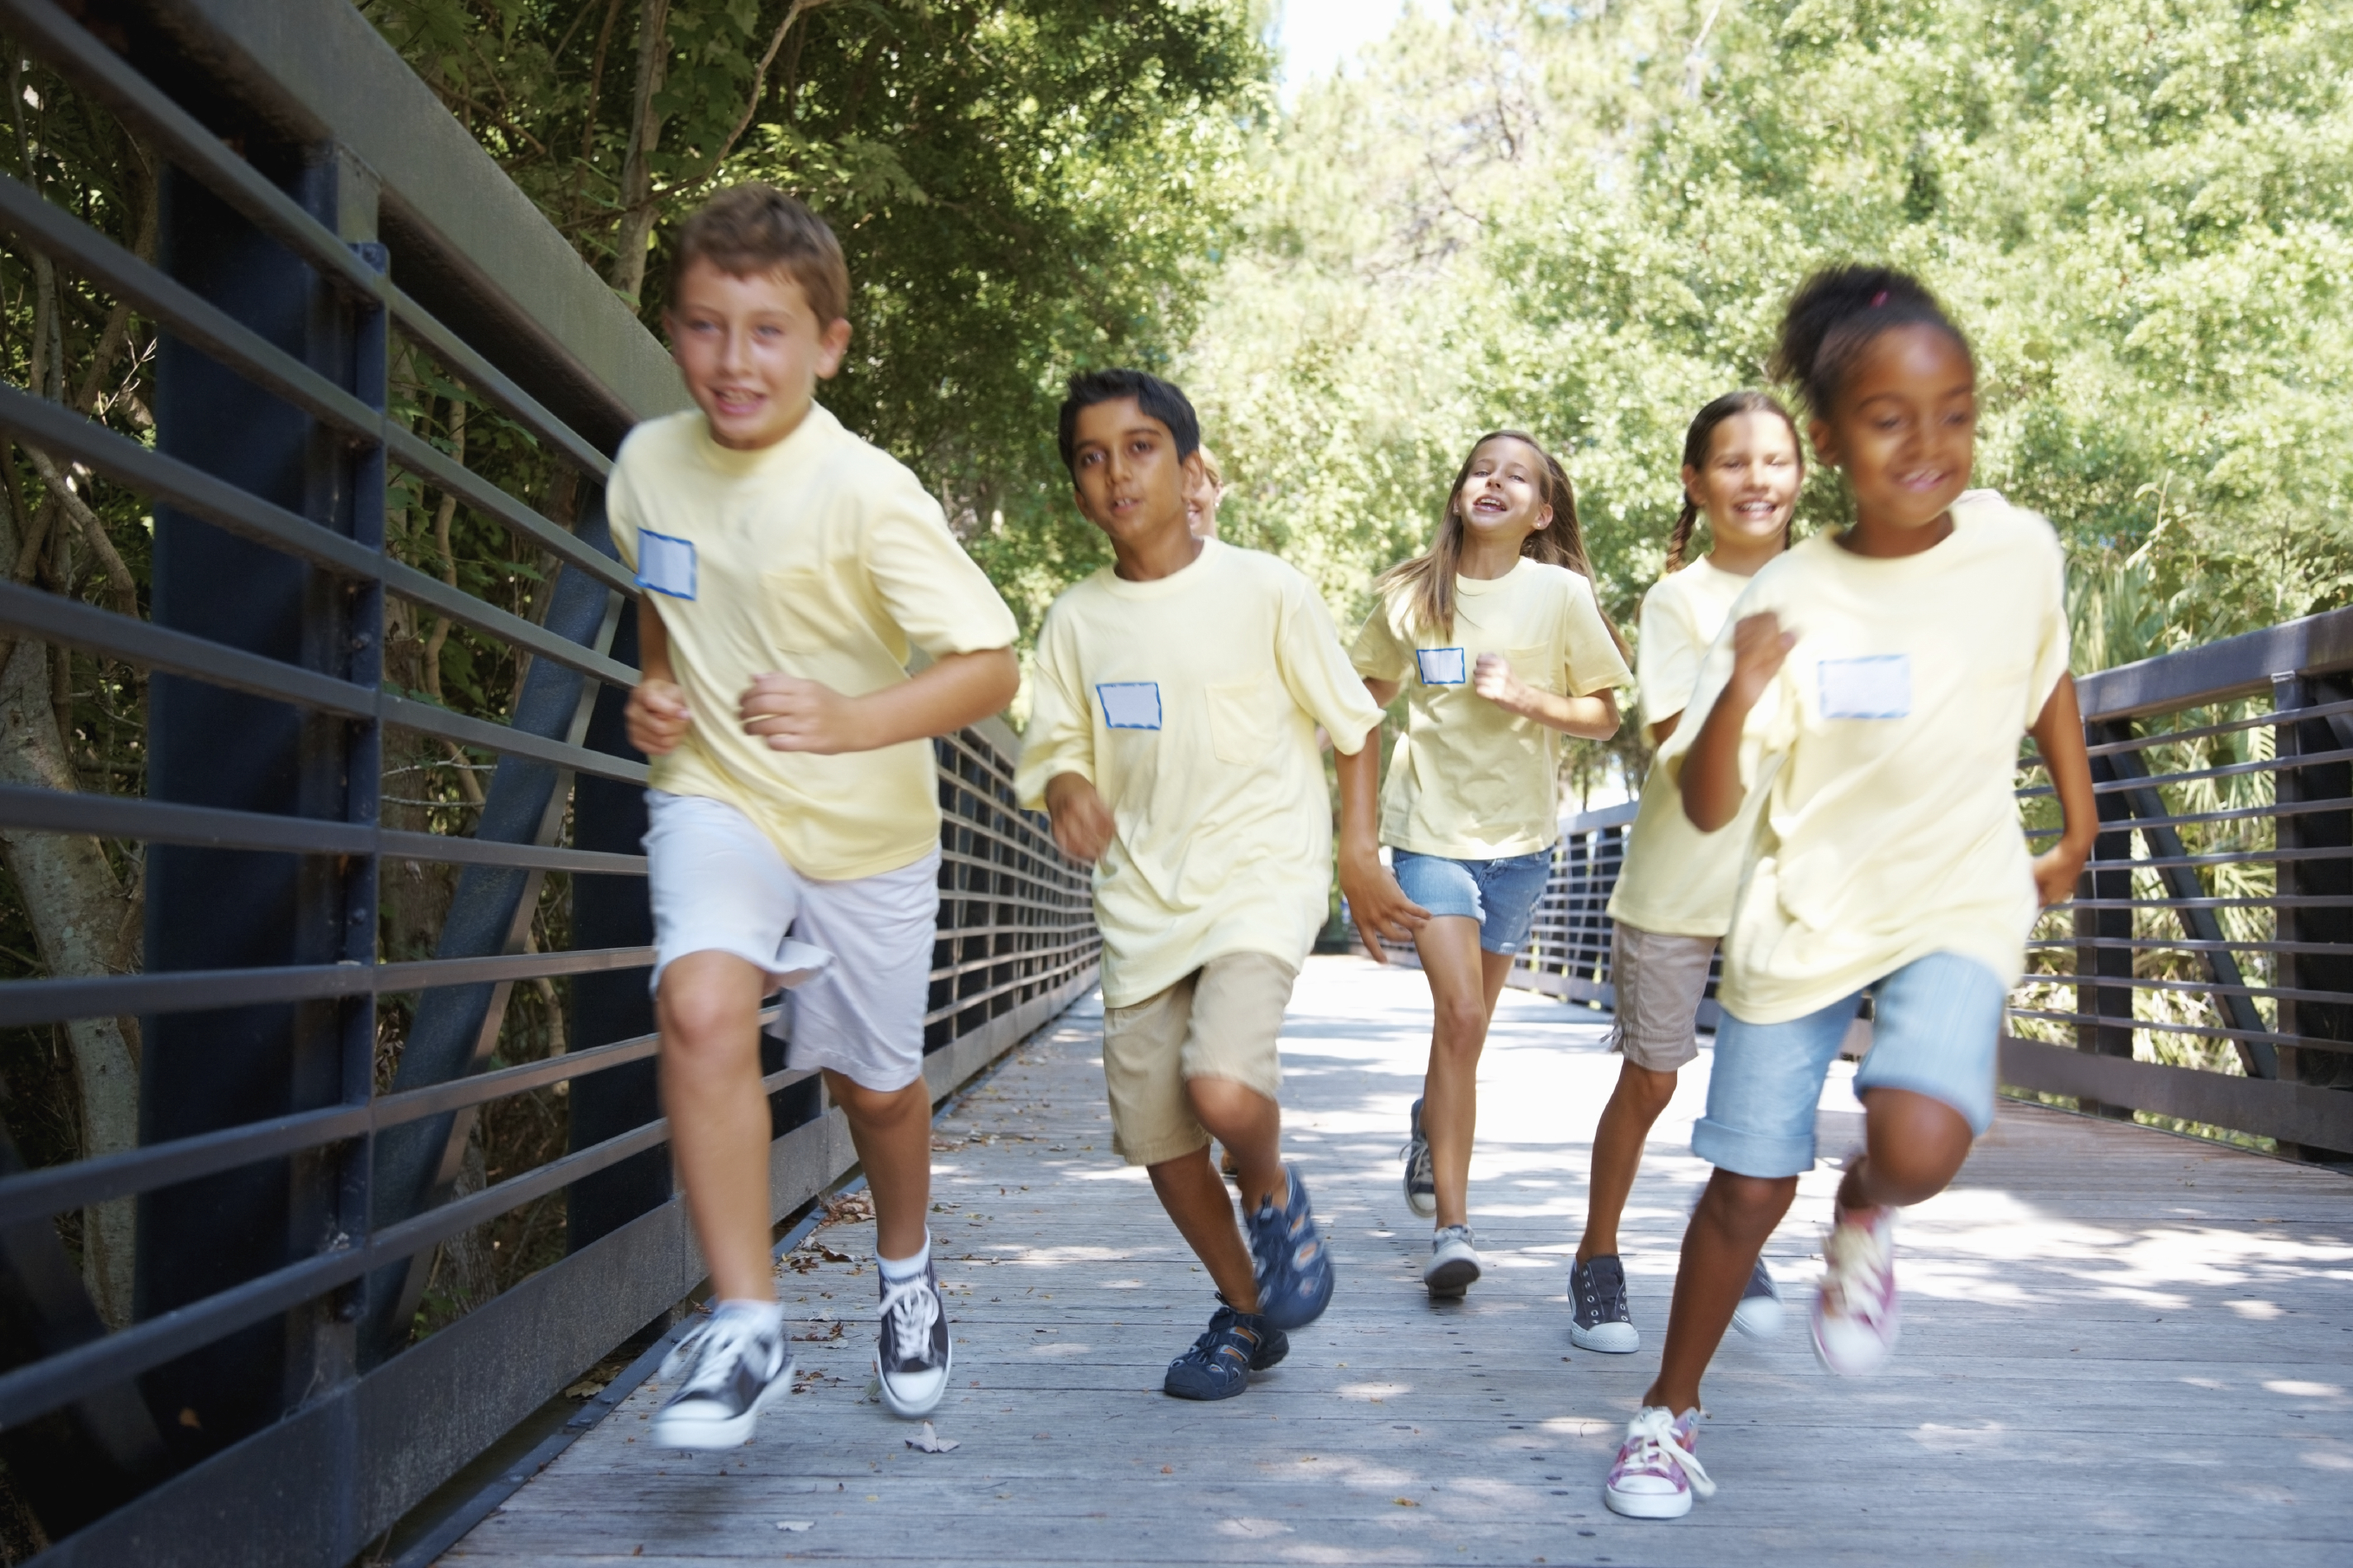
[1702, 1170, 1798, 1237]
[1857, 1089, 1971, 1205]
[826, 1072, 925, 1126]
[659, 988, 755, 1064]
[1620, 1061, 1678, 1117]
[1433, 995, 1489, 1053]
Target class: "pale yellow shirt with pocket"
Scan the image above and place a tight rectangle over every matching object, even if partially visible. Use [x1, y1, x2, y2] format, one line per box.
[1350, 559, 1632, 859]
[1014, 541, 1384, 1008]
[1607, 556, 1769, 937]
[608, 405, 1019, 881]
[1659, 491, 2070, 1023]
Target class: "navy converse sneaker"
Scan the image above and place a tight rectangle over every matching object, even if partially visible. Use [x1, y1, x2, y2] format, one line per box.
[1247, 1164, 1335, 1330]
[650, 1308, 795, 1448]
[1400, 1097, 1437, 1218]
[1569, 1254, 1639, 1354]
[1164, 1300, 1287, 1401]
[875, 1259, 952, 1417]
[1731, 1255, 1784, 1340]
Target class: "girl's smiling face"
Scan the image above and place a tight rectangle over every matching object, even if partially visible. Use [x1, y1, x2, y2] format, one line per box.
[1812, 322, 1976, 542]
[1453, 436, 1553, 546]
[1688, 410, 1801, 551]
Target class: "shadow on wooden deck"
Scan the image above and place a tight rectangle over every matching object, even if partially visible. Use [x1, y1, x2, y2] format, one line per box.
[449, 956, 2353, 1566]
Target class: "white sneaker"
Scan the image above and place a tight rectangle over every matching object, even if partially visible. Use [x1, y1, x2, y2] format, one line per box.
[875, 1259, 953, 1417]
[1423, 1224, 1481, 1298]
[1812, 1204, 1899, 1375]
[1731, 1256, 1783, 1340]
[650, 1309, 794, 1449]
[1603, 1405, 1715, 1519]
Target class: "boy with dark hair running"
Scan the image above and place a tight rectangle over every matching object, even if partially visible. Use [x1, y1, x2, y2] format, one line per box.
[1017, 368, 1382, 1399]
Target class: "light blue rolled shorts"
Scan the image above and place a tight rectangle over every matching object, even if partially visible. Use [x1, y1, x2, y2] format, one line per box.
[1692, 951, 2005, 1179]
[1390, 848, 1552, 956]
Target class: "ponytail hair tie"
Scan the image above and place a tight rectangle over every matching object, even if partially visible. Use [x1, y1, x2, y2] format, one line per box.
[1869, 289, 1890, 308]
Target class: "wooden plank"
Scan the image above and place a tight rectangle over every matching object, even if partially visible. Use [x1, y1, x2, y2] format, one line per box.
[454, 959, 2353, 1567]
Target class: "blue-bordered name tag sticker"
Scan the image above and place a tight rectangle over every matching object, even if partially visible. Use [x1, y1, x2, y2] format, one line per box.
[1096, 682, 1163, 730]
[635, 528, 697, 600]
[1416, 646, 1468, 686]
[1818, 654, 1911, 719]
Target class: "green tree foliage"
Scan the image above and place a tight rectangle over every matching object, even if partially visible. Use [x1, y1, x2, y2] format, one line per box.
[1189, 0, 2353, 673]
[362, 0, 1272, 628]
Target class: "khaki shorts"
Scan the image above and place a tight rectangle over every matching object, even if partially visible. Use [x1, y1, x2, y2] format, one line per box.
[1606, 922, 1719, 1072]
[1101, 952, 1297, 1167]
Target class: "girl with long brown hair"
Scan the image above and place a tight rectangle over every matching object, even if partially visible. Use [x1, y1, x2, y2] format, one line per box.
[1338, 431, 1630, 1299]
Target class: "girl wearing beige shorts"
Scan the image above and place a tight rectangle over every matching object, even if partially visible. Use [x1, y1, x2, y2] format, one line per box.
[1568, 392, 1800, 1354]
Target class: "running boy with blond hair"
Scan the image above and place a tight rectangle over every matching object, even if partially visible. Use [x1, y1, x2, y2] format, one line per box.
[1017, 369, 1382, 1400]
[615, 185, 1020, 1446]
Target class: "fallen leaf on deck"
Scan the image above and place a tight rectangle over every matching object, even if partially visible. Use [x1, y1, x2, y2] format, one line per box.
[906, 1422, 959, 1453]
[1392, 1498, 1419, 1507]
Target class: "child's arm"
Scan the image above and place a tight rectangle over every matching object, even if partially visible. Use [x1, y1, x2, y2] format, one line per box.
[739, 647, 1021, 755]
[623, 599, 693, 756]
[1335, 677, 1429, 962]
[2026, 672, 2097, 906]
[1682, 612, 1795, 832]
[1471, 653, 1620, 740]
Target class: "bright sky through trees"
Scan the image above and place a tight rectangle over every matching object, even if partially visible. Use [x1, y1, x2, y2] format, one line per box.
[1274, 0, 1409, 96]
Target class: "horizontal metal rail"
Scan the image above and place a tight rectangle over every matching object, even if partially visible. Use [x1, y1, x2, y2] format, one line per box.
[0, 786, 645, 873]
[0, 580, 647, 784]
[0, 945, 655, 1029]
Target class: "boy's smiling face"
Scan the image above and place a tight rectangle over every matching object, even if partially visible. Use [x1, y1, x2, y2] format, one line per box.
[666, 256, 852, 450]
[1069, 397, 1200, 556]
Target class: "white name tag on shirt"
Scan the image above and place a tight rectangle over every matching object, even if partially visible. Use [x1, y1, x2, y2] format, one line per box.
[1818, 655, 1911, 720]
[1096, 682, 1163, 730]
[635, 528, 697, 600]
[1416, 646, 1468, 686]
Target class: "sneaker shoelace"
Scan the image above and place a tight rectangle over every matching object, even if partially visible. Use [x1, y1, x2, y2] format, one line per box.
[1613, 1407, 1716, 1499]
[669, 1314, 774, 1400]
[879, 1273, 942, 1368]
[1822, 1213, 1893, 1326]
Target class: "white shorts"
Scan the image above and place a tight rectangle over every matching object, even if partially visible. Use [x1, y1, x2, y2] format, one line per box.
[644, 790, 941, 1092]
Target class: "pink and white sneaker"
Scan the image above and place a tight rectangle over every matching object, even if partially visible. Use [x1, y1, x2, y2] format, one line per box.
[1812, 1203, 1900, 1375]
[1603, 1405, 1715, 1519]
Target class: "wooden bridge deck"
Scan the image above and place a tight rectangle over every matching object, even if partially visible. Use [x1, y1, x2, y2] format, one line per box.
[450, 956, 2353, 1566]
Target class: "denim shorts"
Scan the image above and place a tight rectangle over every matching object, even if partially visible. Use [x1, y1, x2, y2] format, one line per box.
[1692, 951, 2005, 1179]
[1390, 848, 1552, 956]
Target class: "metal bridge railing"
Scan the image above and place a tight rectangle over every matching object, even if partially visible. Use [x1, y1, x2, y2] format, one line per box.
[0, 2, 1096, 1562]
[1402, 608, 2353, 1164]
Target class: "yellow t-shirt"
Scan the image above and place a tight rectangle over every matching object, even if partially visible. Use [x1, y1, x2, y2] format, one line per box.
[1014, 540, 1384, 1008]
[608, 405, 1018, 881]
[1350, 559, 1632, 859]
[1607, 557, 1769, 937]
[1659, 490, 2071, 1022]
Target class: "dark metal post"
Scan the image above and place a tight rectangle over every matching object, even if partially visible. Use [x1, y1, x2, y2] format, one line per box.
[2073, 718, 2137, 1118]
[2273, 675, 2353, 1162]
[566, 603, 667, 1250]
[138, 144, 382, 1461]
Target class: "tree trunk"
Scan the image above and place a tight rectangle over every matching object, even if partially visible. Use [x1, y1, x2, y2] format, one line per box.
[608, 0, 673, 304]
[0, 632, 139, 1328]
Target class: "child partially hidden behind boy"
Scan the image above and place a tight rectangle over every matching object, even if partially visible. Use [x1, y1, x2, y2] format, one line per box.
[614, 185, 1021, 1446]
[1016, 370, 1383, 1398]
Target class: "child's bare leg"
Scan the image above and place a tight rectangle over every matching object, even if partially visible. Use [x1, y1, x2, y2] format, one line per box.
[1840, 1088, 1971, 1211]
[823, 1070, 934, 1259]
[1414, 917, 1514, 1229]
[1188, 1075, 1281, 1214]
[1643, 1170, 1797, 1414]
[1147, 1144, 1258, 1312]
[1578, 1059, 1680, 1262]
[658, 951, 779, 1302]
